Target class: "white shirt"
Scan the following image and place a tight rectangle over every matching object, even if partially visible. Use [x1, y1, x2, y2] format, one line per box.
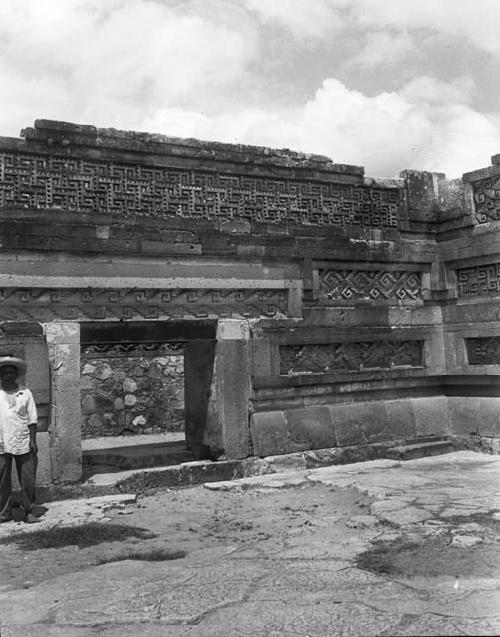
[0, 388, 38, 455]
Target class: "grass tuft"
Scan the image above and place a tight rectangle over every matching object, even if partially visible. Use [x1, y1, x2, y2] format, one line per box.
[0, 522, 156, 550]
[356, 538, 421, 575]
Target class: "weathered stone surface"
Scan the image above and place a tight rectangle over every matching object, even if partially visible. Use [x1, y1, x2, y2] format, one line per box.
[1, 120, 500, 483]
[80, 348, 184, 438]
[450, 534, 483, 548]
[2, 451, 500, 636]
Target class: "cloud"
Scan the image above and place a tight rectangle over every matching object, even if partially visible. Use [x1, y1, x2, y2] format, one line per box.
[0, 0, 499, 179]
[344, 31, 417, 69]
[241, 0, 500, 58]
[243, 0, 344, 40]
[143, 76, 500, 178]
[0, 0, 259, 133]
[349, 0, 500, 57]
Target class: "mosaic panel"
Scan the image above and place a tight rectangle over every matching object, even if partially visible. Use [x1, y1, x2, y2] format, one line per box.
[0, 287, 288, 321]
[319, 270, 421, 302]
[0, 152, 402, 228]
[471, 176, 500, 224]
[280, 340, 424, 374]
[466, 337, 500, 365]
[81, 342, 184, 358]
[456, 263, 500, 297]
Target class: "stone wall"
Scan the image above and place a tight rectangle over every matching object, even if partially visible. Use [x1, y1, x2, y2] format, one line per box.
[0, 119, 497, 480]
[80, 344, 184, 438]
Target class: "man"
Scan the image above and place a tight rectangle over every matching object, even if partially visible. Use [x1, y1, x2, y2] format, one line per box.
[0, 356, 39, 524]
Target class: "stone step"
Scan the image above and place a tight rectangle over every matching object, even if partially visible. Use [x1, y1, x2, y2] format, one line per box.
[83, 441, 194, 471]
[386, 439, 454, 461]
[403, 435, 450, 445]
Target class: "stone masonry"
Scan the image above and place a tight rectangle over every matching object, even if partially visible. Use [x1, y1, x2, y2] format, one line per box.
[80, 345, 184, 438]
[0, 119, 498, 483]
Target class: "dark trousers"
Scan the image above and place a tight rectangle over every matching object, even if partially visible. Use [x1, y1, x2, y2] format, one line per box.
[0, 452, 37, 520]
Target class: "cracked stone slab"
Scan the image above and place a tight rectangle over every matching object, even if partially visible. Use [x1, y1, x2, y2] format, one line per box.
[204, 471, 309, 491]
[450, 534, 483, 548]
[187, 600, 401, 637]
[377, 507, 433, 526]
[440, 507, 491, 518]
[0, 494, 138, 537]
[0, 560, 268, 628]
[371, 499, 412, 515]
[346, 515, 379, 529]
[382, 614, 500, 637]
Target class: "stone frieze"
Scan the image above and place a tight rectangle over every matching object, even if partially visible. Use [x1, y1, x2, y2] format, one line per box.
[280, 340, 424, 374]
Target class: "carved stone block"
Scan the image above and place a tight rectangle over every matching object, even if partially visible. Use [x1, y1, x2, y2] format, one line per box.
[0, 287, 288, 321]
[471, 176, 500, 223]
[319, 269, 421, 303]
[466, 337, 500, 365]
[280, 340, 424, 374]
[456, 263, 500, 297]
[0, 152, 403, 228]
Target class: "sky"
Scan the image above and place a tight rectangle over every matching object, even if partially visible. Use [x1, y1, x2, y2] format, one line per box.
[1, 0, 500, 178]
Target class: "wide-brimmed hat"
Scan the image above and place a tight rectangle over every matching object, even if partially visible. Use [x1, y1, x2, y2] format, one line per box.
[0, 356, 27, 374]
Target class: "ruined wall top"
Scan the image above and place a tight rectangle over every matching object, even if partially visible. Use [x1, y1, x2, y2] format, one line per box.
[15, 119, 364, 179]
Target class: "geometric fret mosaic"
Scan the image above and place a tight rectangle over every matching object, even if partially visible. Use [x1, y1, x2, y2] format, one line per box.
[280, 340, 424, 374]
[0, 152, 402, 228]
[81, 342, 184, 358]
[0, 287, 288, 321]
[470, 175, 500, 224]
[466, 337, 500, 365]
[319, 270, 421, 302]
[456, 262, 500, 297]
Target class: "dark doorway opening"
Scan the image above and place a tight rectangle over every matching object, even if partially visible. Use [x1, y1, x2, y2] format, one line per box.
[80, 320, 217, 477]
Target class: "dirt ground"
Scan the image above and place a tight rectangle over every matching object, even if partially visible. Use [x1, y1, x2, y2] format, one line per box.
[0, 452, 499, 636]
[0, 483, 370, 590]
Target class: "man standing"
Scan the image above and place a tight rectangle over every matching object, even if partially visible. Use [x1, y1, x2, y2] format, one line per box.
[0, 356, 39, 524]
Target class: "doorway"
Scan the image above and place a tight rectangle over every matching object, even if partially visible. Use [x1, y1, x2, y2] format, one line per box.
[79, 320, 217, 476]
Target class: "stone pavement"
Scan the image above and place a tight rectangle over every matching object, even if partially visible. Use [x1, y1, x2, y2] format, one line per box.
[0, 450, 499, 636]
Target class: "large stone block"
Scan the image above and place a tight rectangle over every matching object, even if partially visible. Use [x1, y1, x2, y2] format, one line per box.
[45, 323, 82, 482]
[24, 337, 50, 404]
[250, 411, 289, 457]
[384, 399, 417, 439]
[448, 396, 500, 437]
[284, 406, 337, 451]
[251, 339, 272, 377]
[411, 396, 450, 436]
[328, 401, 390, 446]
[43, 322, 80, 345]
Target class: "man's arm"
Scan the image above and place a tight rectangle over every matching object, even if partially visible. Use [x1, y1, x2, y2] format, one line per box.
[26, 390, 38, 456]
[28, 423, 38, 455]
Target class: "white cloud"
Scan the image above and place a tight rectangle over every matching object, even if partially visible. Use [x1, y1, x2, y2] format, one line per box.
[243, 0, 345, 39]
[142, 77, 500, 178]
[344, 31, 417, 69]
[0, 0, 258, 133]
[241, 0, 500, 58]
[350, 0, 500, 57]
[0, 0, 499, 178]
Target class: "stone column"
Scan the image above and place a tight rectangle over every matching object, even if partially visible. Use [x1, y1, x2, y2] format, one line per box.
[206, 320, 252, 459]
[43, 322, 82, 482]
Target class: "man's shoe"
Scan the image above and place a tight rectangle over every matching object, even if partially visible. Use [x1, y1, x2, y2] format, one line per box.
[24, 513, 40, 524]
[0, 516, 13, 524]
